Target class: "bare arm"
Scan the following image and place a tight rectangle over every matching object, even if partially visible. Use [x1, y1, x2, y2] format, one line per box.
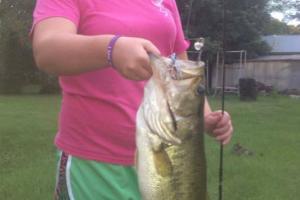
[32, 18, 112, 75]
[32, 17, 160, 79]
[176, 52, 188, 60]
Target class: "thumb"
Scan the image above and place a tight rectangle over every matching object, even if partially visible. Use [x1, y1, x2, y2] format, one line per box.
[205, 112, 221, 123]
[143, 40, 161, 56]
[205, 113, 219, 125]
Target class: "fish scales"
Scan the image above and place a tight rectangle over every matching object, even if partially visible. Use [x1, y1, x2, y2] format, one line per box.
[136, 55, 208, 200]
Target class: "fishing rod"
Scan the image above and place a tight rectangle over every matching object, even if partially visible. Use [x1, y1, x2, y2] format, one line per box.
[184, 0, 226, 199]
[219, 0, 226, 199]
[219, 52, 225, 200]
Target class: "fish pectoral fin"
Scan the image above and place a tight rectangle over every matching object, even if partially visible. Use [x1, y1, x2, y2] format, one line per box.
[153, 149, 173, 177]
[206, 192, 210, 200]
[134, 151, 138, 169]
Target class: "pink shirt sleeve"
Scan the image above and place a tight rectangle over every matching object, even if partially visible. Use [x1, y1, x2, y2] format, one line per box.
[169, 0, 190, 54]
[31, 0, 80, 33]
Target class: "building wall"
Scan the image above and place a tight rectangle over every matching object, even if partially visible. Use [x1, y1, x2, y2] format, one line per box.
[212, 61, 300, 91]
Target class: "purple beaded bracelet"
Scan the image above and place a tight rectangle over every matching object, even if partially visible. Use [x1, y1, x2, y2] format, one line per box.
[107, 35, 121, 68]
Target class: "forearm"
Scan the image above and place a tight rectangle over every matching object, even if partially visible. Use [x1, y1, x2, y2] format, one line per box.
[176, 52, 188, 60]
[204, 97, 212, 115]
[33, 33, 114, 75]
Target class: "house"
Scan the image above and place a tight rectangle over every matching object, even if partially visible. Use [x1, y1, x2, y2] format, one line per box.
[262, 35, 300, 54]
[213, 35, 300, 92]
[247, 35, 300, 91]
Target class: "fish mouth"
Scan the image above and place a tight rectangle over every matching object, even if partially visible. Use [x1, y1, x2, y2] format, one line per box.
[149, 53, 205, 80]
[166, 59, 204, 80]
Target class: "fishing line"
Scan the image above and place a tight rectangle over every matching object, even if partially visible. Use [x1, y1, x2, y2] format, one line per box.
[185, 0, 195, 37]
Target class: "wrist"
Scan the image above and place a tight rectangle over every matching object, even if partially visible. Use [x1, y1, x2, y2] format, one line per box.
[107, 35, 121, 68]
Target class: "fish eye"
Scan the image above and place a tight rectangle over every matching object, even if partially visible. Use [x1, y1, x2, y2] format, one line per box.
[196, 85, 205, 96]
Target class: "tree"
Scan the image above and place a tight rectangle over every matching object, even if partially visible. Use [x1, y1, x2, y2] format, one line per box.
[288, 24, 300, 34]
[263, 18, 300, 35]
[0, 0, 59, 94]
[269, 0, 300, 21]
[0, 0, 36, 93]
[176, 0, 271, 58]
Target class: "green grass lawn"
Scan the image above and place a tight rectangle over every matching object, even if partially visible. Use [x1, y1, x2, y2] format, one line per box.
[0, 95, 60, 200]
[206, 94, 300, 200]
[0, 94, 299, 200]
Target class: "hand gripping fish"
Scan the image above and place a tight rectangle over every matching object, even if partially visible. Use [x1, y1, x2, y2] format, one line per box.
[136, 54, 208, 200]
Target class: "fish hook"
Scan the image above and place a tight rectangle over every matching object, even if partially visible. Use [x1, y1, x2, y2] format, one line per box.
[168, 53, 182, 80]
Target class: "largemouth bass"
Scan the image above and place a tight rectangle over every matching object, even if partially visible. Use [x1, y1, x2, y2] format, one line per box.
[136, 54, 207, 200]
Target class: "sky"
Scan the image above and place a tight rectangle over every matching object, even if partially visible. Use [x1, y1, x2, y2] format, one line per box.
[271, 12, 300, 26]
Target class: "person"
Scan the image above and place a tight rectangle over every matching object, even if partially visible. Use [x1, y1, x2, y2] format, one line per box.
[31, 0, 233, 199]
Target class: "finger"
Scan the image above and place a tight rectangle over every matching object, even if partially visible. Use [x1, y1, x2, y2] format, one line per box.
[213, 124, 231, 136]
[216, 126, 233, 143]
[222, 135, 232, 145]
[205, 112, 221, 122]
[221, 130, 233, 145]
[205, 115, 221, 132]
[205, 113, 222, 125]
[216, 112, 231, 128]
[139, 55, 152, 74]
[213, 110, 230, 117]
[216, 129, 232, 142]
[128, 66, 151, 81]
[211, 110, 223, 115]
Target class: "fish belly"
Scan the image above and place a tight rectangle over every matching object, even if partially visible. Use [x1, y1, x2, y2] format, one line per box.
[137, 123, 207, 200]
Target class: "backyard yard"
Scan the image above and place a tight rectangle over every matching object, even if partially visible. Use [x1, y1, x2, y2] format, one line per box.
[0, 94, 299, 200]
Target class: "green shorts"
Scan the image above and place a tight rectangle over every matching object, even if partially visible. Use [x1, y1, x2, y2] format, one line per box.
[54, 151, 141, 200]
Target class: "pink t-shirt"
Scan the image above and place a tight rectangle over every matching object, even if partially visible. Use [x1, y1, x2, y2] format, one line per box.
[32, 0, 189, 165]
